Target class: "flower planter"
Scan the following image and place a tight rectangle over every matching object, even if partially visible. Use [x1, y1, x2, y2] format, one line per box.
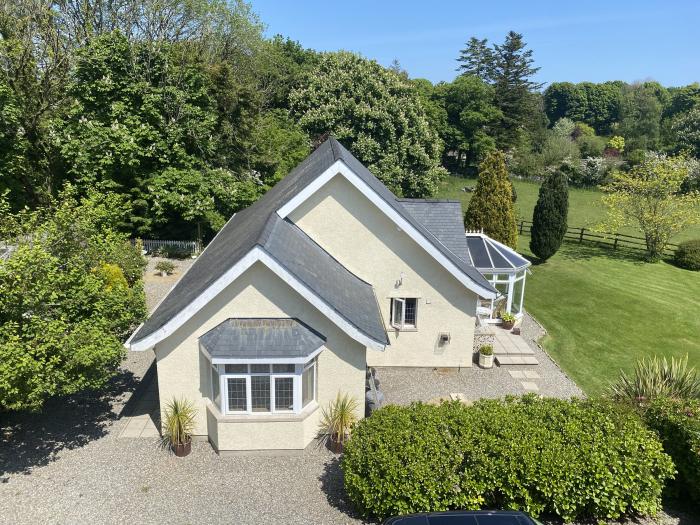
[501, 320, 515, 330]
[478, 352, 494, 369]
[172, 439, 192, 457]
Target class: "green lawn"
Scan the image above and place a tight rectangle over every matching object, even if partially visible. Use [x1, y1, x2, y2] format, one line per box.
[438, 175, 700, 395]
[439, 175, 700, 243]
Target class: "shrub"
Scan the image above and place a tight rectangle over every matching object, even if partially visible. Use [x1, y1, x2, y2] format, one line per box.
[160, 397, 197, 449]
[318, 392, 360, 450]
[674, 239, 700, 271]
[479, 344, 493, 356]
[341, 397, 673, 522]
[644, 398, 700, 503]
[153, 244, 192, 259]
[609, 355, 700, 402]
[155, 260, 176, 275]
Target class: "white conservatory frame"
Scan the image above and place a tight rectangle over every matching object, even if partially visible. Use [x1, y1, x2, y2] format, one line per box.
[465, 232, 531, 323]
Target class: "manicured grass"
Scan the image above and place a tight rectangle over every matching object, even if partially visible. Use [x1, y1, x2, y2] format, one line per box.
[438, 174, 700, 395]
[439, 175, 700, 242]
[520, 240, 700, 395]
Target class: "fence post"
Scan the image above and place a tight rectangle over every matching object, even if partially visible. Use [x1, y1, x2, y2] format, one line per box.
[579, 228, 585, 244]
[519, 220, 524, 234]
[613, 234, 619, 250]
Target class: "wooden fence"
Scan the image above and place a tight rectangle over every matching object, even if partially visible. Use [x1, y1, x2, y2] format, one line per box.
[517, 220, 679, 257]
[137, 239, 202, 255]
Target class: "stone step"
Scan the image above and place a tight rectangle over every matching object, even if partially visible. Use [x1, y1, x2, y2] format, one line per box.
[495, 355, 539, 366]
[493, 347, 535, 356]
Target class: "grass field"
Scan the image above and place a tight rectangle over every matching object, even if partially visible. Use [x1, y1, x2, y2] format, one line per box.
[438, 175, 700, 395]
[439, 175, 700, 243]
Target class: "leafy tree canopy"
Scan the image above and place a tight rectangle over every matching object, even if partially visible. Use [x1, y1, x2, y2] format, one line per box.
[0, 186, 147, 411]
[290, 51, 447, 197]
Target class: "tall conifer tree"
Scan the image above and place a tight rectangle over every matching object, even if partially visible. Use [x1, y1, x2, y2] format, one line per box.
[464, 151, 518, 248]
[530, 168, 569, 261]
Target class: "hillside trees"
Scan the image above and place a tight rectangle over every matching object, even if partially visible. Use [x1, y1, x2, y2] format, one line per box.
[530, 169, 569, 261]
[464, 151, 518, 248]
[290, 52, 447, 197]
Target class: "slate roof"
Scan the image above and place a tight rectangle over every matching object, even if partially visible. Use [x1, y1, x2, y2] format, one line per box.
[397, 199, 469, 261]
[200, 318, 325, 360]
[129, 137, 495, 348]
[465, 233, 531, 272]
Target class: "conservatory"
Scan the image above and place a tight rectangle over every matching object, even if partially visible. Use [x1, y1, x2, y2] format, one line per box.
[465, 232, 531, 322]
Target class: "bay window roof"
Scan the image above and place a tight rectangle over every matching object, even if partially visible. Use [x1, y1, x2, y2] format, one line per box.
[200, 318, 325, 362]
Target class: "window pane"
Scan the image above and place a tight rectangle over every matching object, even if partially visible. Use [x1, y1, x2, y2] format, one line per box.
[512, 277, 524, 315]
[302, 362, 315, 407]
[250, 364, 269, 373]
[227, 378, 246, 412]
[211, 366, 220, 406]
[391, 298, 403, 326]
[272, 364, 295, 373]
[251, 376, 271, 412]
[404, 298, 417, 326]
[225, 364, 247, 374]
[274, 377, 294, 411]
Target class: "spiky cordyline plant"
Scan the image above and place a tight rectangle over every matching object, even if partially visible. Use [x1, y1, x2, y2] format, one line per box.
[610, 355, 700, 403]
[160, 397, 197, 449]
[318, 392, 360, 447]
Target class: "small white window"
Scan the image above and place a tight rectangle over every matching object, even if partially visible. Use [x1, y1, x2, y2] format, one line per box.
[391, 298, 417, 330]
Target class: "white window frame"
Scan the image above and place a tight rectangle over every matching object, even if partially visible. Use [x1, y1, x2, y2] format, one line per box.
[214, 359, 317, 416]
[390, 297, 417, 330]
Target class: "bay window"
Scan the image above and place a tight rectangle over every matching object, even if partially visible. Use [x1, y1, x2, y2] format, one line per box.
[211, 358, 318, 415]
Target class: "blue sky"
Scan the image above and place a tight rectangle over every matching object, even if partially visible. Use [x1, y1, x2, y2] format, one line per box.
[250, 1, 700, 87]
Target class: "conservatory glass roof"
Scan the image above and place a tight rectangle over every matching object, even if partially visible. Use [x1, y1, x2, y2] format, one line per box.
[465, 232, 531, 273]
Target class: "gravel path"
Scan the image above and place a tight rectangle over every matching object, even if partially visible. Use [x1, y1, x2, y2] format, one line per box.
[377, 312, 583, 405]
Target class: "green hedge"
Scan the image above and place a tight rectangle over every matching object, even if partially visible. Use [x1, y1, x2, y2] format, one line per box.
[644, 398, 700, 503]
[674, 239, 700, 271]
[341, 396, 674, 522]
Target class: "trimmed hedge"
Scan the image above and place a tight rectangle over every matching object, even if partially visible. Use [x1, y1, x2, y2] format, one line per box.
[644, 398, 700, 503]
[674, 239, 700, 271]
[341, 396, 674, 522]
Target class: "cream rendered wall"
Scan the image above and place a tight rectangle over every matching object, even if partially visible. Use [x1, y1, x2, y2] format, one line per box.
[289, 174, 478, 368]
[154, 261, 366, 451]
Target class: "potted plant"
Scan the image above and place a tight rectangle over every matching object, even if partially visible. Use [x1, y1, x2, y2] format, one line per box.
[160, 397, 196, 457]
[318, 392, 359, 453]
[500, 312, 516, 330]
[478, 344, 494, 369]
[155, 260, 175, 277]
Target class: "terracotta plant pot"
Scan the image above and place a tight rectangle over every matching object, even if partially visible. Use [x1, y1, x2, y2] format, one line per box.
[501, 320, 515, 330]
[172, 439, 192, 457]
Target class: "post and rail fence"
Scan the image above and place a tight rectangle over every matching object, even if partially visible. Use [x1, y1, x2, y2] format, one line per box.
[517, 220, 679, 257]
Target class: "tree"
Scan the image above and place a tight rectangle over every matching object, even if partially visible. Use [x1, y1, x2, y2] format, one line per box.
[619, 82, 666, 153]
[530, 169, 569, 261]
[490, 32, 543, 149]
[150, 167, 261, 242]
[290, 51, 447, 197]
[464, 151, 518, 248]
[456, 37, 492, 80]
[671, 107, 700, 157]
[0, 186, 147, 411]
[434, 75, 501, 172]
[599, 153, 700, 261]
